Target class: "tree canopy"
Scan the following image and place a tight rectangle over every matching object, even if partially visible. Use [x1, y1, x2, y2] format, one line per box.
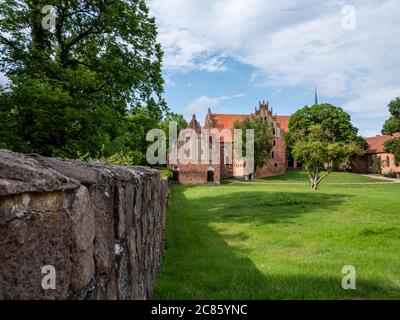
[382, 97, 400, 163]
[0, 0, 167, 161]
[382, 97, 400, 135]
[234, 116, 273, 172]
[286, 104, 368, 153]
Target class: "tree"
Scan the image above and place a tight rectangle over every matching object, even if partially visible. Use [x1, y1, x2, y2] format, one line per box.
[286, 104, 368, 153]
[292, 125, 363, 190]
[160, 112, 188, 138]
[384, 139, 400, 166]
[382, 97, 400, 135]
[382, 97, 400, 163]
[0, 0, 167, 158]
[234, 116, 273, 174]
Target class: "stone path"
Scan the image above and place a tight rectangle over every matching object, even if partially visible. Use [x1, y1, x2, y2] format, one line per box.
[362, 174, 400, 183]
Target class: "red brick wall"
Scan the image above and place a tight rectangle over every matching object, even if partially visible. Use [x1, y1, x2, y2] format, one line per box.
[168, 163, 221, 184]
[350, 155, 370, 173]
[255, 135, 286, 178]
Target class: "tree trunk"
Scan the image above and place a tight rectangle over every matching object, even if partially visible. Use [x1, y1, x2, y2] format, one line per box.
[311, 175, 320, 190]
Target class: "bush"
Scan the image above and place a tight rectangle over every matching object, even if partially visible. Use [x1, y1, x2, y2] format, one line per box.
[160, 169, 173, 180]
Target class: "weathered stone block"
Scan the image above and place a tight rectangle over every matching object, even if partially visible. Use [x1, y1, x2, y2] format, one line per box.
[0, 150, 169, 300]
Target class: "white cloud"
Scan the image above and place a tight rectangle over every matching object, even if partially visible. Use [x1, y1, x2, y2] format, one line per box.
[185, 96, 219, 121]
[198, 54, 227, 72]
[343, 86, 400, 117]
[185, 94, 245, 121]
[0, 72, 9, 86]
[343, 86, 400, 136]
[149, 0, 400, 134]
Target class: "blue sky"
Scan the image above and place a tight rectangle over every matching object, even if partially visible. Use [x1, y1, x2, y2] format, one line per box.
[163, 56, 346, 119]
[150, 0, 400, 137]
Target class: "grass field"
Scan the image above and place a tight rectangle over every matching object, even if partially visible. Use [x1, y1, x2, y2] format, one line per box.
[153, 171, 400, 300]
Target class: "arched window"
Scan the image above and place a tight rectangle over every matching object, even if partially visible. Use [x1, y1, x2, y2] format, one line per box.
[387, 156, 390, 167]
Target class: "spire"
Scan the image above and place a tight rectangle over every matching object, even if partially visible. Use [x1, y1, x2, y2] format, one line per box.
[314, 87, 319, 105]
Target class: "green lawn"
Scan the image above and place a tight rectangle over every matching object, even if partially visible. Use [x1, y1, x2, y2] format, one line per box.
[153, 171, 400, 300]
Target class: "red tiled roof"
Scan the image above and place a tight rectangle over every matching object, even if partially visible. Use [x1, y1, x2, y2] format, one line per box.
[209, 114, 249, 129]
[209, 114, 291, 132]
[276, 116, 290, 133]
[365, 133, 400, 154]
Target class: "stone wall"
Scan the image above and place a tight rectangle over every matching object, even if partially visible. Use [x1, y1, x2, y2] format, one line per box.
[0, 150, 169, 300]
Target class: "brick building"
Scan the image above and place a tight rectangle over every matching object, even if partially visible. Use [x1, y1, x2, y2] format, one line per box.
[168, 101, 290, 184]
[351, 133, 400, 177]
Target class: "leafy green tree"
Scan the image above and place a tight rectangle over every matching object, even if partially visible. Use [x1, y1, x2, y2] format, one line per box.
[382, 97, 400, 163]
[384, 139, 400, 165]
[160, 112, 188, 138]
[292, 125, 363, 190]
[234, 116, 273, 173]
[382, 97, 400, 135]
[0, 0, 166, 158]
[286, 104, 368, 154]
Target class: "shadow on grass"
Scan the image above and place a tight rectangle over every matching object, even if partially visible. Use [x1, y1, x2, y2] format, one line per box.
[221, 170, 309, 184]
[209, 191, 348, 225]
[154, 186, 400, 300]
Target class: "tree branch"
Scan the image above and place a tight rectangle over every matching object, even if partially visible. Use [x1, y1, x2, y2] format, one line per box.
[316, 170, 332, 185]
[0, 34, 18, 50]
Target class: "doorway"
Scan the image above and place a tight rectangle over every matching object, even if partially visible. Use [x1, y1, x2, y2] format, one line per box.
[207, 167, 214, 183]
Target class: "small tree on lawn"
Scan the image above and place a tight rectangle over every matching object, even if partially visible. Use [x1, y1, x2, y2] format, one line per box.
[292, 125, 363, 190]
[286, 104, 368, 162]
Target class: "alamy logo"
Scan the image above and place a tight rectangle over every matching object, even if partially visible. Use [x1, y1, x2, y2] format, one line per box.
[341, 5, 356, 30]
[341, 265, 356, 290]
[41, 265, 56, 290]
[146, 122, 255, 175]
[41, 5, 56, 31]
